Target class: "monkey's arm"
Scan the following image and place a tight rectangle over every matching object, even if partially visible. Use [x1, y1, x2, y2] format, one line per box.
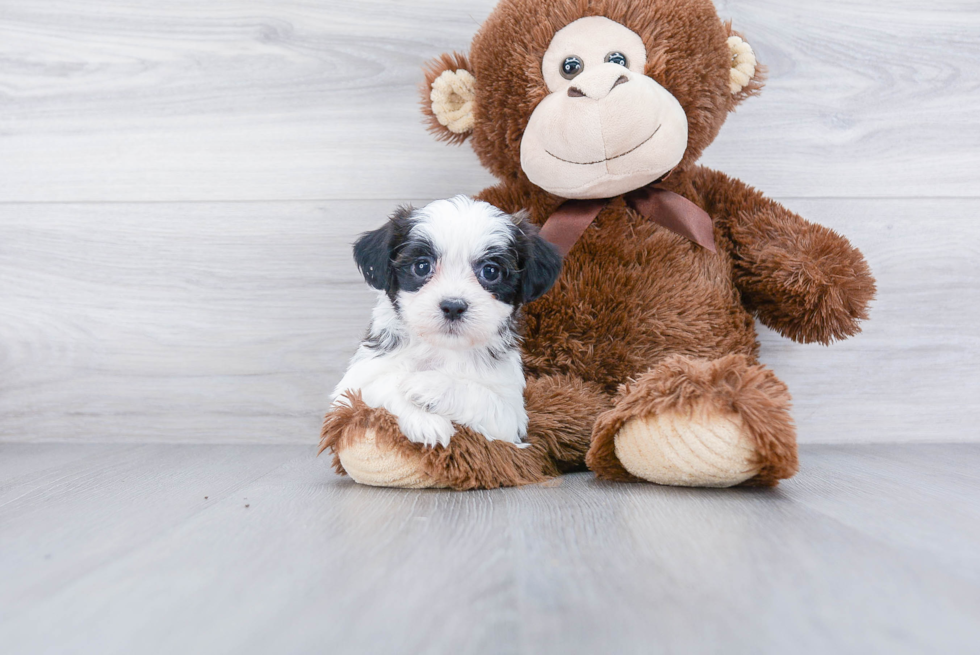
[692, 166, 876, 344]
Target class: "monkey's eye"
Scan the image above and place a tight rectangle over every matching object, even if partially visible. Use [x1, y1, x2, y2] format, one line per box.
[412, 259, 432, 278]
[605, 52, 628, 67]
[479, 263, 501, 283]
[561, 56, 584, 80]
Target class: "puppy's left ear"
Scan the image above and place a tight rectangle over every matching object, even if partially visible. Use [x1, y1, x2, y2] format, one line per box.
[353, 206, 413, 290]
[514, 211, 563, 304]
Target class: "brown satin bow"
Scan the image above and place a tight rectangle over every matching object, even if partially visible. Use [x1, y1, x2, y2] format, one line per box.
[538, 185, 717, 257]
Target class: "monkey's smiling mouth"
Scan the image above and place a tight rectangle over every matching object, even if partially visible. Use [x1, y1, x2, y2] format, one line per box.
[545, 125, 661, 166]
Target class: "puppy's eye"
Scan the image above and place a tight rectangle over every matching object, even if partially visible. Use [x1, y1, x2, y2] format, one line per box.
[605, 52, 628, 67]
[561, 56, 584, 80]
[412, 259, 432, 278]
[480, 264, 501, 283]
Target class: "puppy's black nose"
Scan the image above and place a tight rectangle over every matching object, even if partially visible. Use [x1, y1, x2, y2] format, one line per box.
[439, 299, 468, 321]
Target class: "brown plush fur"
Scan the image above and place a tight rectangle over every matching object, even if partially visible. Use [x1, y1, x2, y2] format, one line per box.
[587, 354, 798, 486]
[321, 377, 609, 491]
[320, 395, 553, 489]
[322, 0, 875, 489]
[436, 0, 755, 183]
[692, 167, 876, 345]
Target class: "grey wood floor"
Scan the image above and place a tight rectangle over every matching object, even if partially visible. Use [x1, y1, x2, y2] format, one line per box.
[1, 443, 978, 654]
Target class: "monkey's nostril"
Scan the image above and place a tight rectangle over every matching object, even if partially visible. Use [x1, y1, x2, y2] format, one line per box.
[567, 86, 586, 98]
[611, 75, 629, 91]
[439, 299, 468, 321]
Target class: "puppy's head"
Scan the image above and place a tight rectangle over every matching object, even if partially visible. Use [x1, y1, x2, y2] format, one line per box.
[353, 196, 562, 350]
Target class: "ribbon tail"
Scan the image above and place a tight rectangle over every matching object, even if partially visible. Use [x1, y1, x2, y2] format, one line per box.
[627, 187, 717, 253]
[538, 199, 607, 257]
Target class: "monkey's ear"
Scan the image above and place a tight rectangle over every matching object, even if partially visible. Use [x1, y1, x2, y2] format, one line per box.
[421, 52, 477, 144]
[725, 24, 766, 109]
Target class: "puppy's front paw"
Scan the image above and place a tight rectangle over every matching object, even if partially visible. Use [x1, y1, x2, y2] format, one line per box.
[398, 409, 455, 448]
[473, 406, 529, 445]
[403, 371, 454, 414]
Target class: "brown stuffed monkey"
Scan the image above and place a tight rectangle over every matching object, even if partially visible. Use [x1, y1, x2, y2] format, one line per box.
[320, 0, 876, 489]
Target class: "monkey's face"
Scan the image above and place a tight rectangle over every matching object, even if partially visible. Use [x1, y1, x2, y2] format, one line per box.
[421, 0, 764, 200]
[520, 17, 688, 200]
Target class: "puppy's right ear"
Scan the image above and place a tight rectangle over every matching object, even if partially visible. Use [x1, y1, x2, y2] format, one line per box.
[353, 206, 413, 290]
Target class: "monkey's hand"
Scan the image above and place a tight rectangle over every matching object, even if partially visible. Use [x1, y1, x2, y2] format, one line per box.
[694, 166, 876, 345]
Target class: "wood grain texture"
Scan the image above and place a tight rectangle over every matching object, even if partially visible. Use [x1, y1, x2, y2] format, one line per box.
[2, 2, 976, 652]
[0, 443, 977, 654]
[0, 443, 307, 607]
[1, 198, 977, 445]
[0, 0, 977, 202]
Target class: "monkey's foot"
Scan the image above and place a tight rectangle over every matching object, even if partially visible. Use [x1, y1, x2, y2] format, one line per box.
[320, 396, 445, 489]
[319, 392, 563, 491]
[586, 354, 799, 487]
[336, 428, 448, 489]
[613, 408, 758, 486]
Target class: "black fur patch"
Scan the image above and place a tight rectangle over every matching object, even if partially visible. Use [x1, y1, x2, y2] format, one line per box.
[474, 244, 523, 306]
[352, 205, 416, 292]
[474, 211, 562, 307]
[391, 237, 438, 299]
[513, 212, 563, 304]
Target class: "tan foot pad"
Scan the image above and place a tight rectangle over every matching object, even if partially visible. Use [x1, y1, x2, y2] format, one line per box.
[338, 429, 448, 489]
[613, 410, 760, 487]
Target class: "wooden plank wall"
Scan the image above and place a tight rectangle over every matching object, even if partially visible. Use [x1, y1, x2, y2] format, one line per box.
[1, 0, 978, 444]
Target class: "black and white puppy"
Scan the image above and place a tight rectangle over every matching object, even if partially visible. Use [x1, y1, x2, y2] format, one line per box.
[331, 196, 562, 448]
